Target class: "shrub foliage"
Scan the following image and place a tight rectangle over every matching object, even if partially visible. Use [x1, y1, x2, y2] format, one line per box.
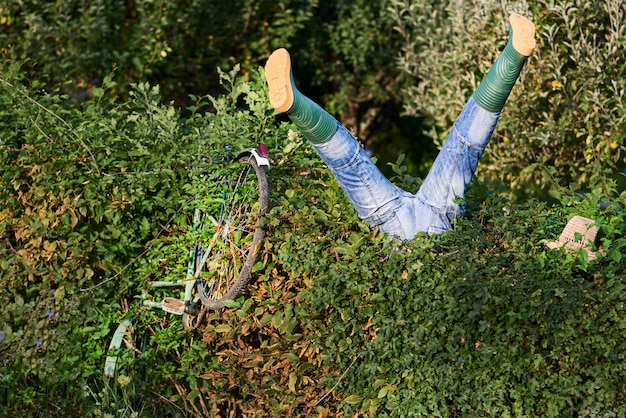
[5, 0, 622, 198]
[390, 0, 626, 199]
[1, 61, 625, 417]
[1, 1, 626, 416]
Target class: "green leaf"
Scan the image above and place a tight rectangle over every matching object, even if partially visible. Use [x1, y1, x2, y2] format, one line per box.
[186, 389, 200, 401]
[214, 324, 231, 333]
[288, 372, 297, 393]
[223, 299, 241, 309]
[344, 394, 363, 405]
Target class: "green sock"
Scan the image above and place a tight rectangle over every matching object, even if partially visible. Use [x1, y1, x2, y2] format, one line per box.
[472, 35, 528, 113]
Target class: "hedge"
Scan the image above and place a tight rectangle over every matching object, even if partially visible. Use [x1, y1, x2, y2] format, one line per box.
[1, 63, 625, 417]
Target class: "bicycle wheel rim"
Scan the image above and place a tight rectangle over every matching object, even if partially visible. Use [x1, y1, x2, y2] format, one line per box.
[196, 155, 268, 309]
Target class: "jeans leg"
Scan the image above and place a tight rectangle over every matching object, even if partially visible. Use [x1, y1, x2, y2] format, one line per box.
[311, 123, 403, 228]
[416, 97, 499, 230]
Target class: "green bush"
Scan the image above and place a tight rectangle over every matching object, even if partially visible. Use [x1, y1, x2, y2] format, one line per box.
[0, 0, 316, 101]
[0, 60, 279, 415]
[298, 192, 626, 416]
[6, 0, 623, 200]
[0, 0, 433, 179]
[390, 0, 626, 200]
[1, 60, 625, 417]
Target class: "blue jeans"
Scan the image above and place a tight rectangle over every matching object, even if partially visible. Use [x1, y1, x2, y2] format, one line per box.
[311, 97, 499, 240]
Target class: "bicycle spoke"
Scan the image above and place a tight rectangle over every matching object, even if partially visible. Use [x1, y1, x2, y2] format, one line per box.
[196, 155, 268, 309]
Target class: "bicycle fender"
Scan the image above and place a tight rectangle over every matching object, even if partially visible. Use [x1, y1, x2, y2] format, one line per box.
[103, 319, 133, 378]
[238, 146, 270, 167]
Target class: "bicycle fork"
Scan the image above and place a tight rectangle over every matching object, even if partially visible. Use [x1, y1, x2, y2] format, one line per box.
[142, 214, 204, 316]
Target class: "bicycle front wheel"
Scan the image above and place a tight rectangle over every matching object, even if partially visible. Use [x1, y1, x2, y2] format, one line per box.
[195, 154, 269, 309]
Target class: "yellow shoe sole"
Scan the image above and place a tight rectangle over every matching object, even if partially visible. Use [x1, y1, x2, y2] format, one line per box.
[264, 48, 294, 113]
[509, 13, 536, 57]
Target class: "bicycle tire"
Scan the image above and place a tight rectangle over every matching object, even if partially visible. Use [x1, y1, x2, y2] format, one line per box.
[195, 154, 269, 309]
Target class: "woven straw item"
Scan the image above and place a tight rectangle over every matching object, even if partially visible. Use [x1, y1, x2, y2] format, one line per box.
[545, 216, 599, 260]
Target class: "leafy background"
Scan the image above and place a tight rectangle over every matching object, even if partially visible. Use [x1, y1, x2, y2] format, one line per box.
[1, 0, 625, 416]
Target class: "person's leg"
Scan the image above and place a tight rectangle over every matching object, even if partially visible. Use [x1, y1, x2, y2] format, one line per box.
[265, 48, 337, 145]
[415, 13, 536, 234]
[265, 49, 412, 237]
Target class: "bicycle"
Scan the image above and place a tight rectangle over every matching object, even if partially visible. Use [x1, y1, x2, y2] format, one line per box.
[104, 143, 270, 379]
